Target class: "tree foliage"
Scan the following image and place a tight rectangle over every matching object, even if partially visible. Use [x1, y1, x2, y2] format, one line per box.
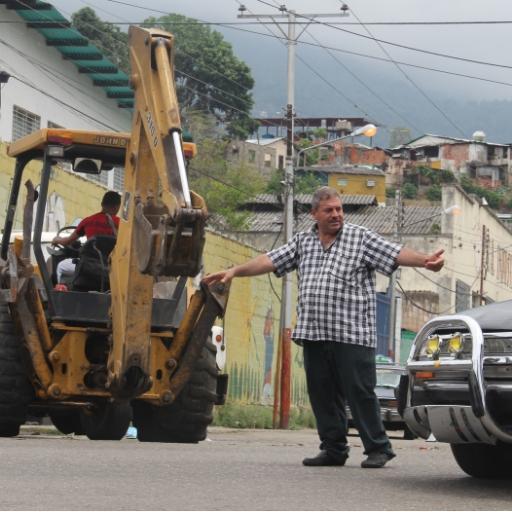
[71, 9, 257, 138]
[71, 8, 130, 73]
[187, 115, 266, 229]
[460, 176, 502, 209]
[402, 182, 418, 199]
[266, 169, 323, 195]
[144, 14, 256, 138]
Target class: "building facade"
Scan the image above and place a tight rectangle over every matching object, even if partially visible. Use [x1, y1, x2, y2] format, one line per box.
[227, 137, 286, 176]
[0, 3, 131, 142]
[388, 134, 512, 189]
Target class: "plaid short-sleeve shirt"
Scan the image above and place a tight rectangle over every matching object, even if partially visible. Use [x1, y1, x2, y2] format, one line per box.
[267, 222, 402, 348]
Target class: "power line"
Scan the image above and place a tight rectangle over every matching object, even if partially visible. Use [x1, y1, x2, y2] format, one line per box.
[95, 0, 512, 74]
[60, 1, 287, 131]
[254, 0, 512, 72]
[7, 19, 512, 26]
[339, 2, 465, 137]
[62, 1, 512, 91]
[295, 53, 380, 125]
[302, 28, 421, 133]
[8, 74, 119, 131]
[397, 281, 454, 315]
[0, 38, 130, 129]
[235, 0, 383, 126]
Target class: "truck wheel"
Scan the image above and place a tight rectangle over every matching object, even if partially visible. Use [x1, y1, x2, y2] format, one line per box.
[81, 401, 132, 441]
[451, 443, 512, 478]
[134, 341, 218, 443]
[49, 411, 85, 435]
[403, 425, 416, 440]
[0, 303, 33, 437]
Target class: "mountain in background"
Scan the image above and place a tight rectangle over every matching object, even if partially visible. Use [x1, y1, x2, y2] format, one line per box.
[220, 27, 512, 148]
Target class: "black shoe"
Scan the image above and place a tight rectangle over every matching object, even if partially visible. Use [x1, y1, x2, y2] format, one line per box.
[303, 450, 348, 467]
[361, 451, 396, 468]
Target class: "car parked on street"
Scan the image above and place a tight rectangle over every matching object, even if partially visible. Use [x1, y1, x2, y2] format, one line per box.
[348, 362, 415, 439]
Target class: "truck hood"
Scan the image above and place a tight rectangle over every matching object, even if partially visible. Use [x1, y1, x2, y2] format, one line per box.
[458, 299, 512, 331]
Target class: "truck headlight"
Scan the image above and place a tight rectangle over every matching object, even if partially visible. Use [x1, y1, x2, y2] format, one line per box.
[419, 335, 441, 358]
[447, 334, 462, 354]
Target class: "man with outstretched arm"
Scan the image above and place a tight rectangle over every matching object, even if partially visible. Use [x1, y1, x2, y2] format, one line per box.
[203, 186, 444, 469]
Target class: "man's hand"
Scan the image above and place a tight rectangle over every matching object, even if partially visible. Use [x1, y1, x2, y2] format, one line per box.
[424, 248, 444, 272]
[202, 268, 236, 287]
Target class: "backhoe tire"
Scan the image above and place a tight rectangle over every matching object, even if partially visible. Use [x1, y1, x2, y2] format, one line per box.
[81, 401, 132, 441]
[0, 303, 33, 437]
[134, 341, 218, 443]
[49, 410, 85, 436]
[451, 442, 512, 478]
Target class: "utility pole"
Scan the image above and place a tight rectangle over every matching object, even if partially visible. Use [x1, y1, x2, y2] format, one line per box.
[388, 189, 402, 362]
[480, 225, 488, 305]
[237, 4, 348, 428]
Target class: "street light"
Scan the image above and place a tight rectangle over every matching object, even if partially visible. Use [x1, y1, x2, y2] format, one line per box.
[295, 123, 377, 168]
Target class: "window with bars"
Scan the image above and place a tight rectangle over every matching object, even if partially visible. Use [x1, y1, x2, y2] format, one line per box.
[12, 105, 41, 141]
[113, 167, 124, 191]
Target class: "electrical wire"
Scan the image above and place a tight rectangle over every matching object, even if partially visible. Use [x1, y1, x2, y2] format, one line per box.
[412, 267, 478, 296]
[89, 0, 512, 88]
[341, 2, 465, 137]
[254, 0, 512, 72]
[49, 0, 512, 94]
[8, 73, 119, 131]
[397, 281, 453, 315]
[303, 28, 421, 133]
[295, 53, 381, 126]
[0, 39, 129, 129]
[15, 0, 273, 131]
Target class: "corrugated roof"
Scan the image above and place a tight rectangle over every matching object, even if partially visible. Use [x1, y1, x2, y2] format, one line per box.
[310, 165, 385, 176]
[241, 205, 443, 235]
[247, 193, 376, 207]
[394, 133, 510, 150]
[245, 137, 285, 146]
[8, 0, 134, 110]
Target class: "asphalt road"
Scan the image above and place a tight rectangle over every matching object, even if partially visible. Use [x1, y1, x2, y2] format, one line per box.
[0, 427, 511, 510]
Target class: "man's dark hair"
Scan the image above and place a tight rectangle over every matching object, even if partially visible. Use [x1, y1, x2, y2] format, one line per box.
[101, 191, 121, 208]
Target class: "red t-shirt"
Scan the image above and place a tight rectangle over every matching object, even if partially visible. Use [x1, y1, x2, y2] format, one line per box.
[75, 212, 120, 239]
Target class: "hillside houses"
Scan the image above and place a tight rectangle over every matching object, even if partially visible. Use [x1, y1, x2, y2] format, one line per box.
[388, 133, 512, 189]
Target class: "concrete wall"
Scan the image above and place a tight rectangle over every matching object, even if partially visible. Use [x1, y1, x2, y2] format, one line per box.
[202, 231, 307, 406]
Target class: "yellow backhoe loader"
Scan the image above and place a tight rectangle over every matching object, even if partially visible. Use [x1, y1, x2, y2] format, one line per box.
[0, 26, 229, 442]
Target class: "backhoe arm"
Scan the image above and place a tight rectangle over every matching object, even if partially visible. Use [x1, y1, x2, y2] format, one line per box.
[107, 26, 223, 399]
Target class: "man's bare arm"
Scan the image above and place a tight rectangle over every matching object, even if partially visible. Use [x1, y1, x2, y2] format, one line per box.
[396, 247, 444, 272]
[203, 254, 276, 286]
[52, 230, 79, 247]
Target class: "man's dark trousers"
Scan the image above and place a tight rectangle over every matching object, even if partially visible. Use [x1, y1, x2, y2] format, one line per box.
[302, 340, 393, 461]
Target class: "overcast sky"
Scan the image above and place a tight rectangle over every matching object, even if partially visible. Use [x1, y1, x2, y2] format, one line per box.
[48, 1, 512, 97]
[46, 1, 512, 139]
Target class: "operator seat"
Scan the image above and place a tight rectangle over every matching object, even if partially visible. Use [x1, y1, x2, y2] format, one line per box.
[71, 235, 116, 292]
